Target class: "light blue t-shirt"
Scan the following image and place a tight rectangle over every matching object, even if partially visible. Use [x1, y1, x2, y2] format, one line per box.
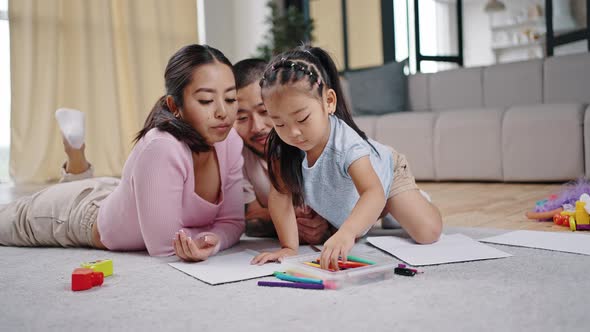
[302, 115, 394, 229]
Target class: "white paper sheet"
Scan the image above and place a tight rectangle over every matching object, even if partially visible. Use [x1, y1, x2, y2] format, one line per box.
[168, 246, 317, 285]
[480, 230, 590, 256]
[367, 234, 512, 266]
[169, 251, 281, 285]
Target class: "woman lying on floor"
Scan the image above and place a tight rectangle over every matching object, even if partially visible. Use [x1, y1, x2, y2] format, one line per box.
[0, 44, 245, 262]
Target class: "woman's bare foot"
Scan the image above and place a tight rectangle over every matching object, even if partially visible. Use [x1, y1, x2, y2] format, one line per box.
[63, 136, 90, 175]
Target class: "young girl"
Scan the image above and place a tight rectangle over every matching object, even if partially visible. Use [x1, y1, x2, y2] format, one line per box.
[0, 44, 245, 262]
[251, 46, 443, 270]
[233, 58, 331, 244]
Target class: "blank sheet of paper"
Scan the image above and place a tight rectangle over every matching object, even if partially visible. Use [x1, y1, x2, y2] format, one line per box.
[169, 251, 281, 285]
[480, 230, 590, 256]
[367, 234, 512, 266]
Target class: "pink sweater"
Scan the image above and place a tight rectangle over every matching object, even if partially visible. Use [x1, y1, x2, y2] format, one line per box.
[97, 128, 245, 256]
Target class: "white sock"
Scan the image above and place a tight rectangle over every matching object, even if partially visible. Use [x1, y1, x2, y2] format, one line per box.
[55, 108, 85, 149]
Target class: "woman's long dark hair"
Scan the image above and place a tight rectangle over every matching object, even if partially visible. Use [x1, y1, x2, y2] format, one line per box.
[134, 44, 233, 152]
[260, 46, 369, 206]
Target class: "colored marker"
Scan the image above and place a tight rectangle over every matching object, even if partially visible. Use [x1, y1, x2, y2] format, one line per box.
[314, 259, 368, 268]
[285, 270, 318, 279]
[258, 281, 325, 290]
[284, 270, 340, 290]
[346, 255, 376, 265]
[398, 264, 421, 274]
[338, 262, 365, 269]
[303, 261, 322, 268]
[394, 267, 416, 277]
[273, 271, 323, 284]
[304, 261, 340, 271]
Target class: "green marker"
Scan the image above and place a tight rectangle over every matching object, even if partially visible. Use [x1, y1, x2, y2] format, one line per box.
[273, 271, 323, 284]
[346, 255, 376, 265]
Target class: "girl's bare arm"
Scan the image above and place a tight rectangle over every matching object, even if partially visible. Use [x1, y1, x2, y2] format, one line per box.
[250, 186, 299, 264]
[340, 156, 386, 236]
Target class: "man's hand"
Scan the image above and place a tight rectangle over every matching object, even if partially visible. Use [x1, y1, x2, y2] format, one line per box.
[295, 206, 330, 245]
[296, 213, 330, 245]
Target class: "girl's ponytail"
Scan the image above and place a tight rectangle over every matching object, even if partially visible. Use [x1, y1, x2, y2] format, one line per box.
[134, 95, 211, 152]
[307, 47, 368, 141]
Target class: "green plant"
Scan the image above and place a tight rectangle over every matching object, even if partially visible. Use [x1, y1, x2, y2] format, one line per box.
[255, 1, 314, 61]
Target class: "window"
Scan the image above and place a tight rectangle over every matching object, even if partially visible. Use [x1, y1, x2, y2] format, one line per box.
[394, 0, 457, 73]
[0, 0, 9, 183]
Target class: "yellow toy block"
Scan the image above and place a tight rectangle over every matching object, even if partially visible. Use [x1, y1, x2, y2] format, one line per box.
[575, 201, 590, 225]
[81, 259, 113, 277]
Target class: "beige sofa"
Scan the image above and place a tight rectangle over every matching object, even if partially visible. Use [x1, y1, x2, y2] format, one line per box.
[350, 52, 590, 182]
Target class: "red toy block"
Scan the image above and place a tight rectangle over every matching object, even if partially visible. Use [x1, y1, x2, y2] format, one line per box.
[71, 268, 104, 291]
[553, 214, 569, 226]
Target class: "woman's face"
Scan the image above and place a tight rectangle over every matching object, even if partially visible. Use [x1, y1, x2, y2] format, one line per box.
[177, 61, 238, 144]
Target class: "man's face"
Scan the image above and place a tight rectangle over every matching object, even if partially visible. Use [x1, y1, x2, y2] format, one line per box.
[234, 83, 274, 156]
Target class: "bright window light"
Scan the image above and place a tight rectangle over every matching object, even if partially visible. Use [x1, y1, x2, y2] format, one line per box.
[0, 0, 11, 182]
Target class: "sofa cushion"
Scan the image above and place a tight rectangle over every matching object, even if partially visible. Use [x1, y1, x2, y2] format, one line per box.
[429, 67, 483, 111]
[544, 53, 590, 104]
[352, 116, 378, 139]
[344, 61, 407, 115]
[483, 59, 543, 108]
[434, 108, 505, 181]
[408, 73, 430, 111]
[585, 106, 590, 179]
[374, 112, 436, 180]
[502, 104, 585, 181]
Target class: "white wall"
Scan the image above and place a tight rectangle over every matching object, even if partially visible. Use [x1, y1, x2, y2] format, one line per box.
[201, 0, 270, 63]
[463, 0, 494, 67]
[233, 0, 270, 61]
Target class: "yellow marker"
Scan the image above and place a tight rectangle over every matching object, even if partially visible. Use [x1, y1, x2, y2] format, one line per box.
[303, 261, 321, 268]
[81, 259, 113, 277]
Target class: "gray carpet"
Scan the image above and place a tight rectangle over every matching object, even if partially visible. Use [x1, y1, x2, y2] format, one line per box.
[1, 226, 589, 332]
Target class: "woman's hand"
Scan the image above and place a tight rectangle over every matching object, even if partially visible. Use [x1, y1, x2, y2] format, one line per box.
[173, 230, 219, 262]
[250, 248, 297, 265]
[320, 229, 355, 270]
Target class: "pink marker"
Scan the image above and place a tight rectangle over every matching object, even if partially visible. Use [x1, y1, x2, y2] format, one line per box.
[398, 264, 422, 274]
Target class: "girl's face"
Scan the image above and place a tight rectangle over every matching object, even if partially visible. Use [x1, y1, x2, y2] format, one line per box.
[171, 61, 238, 145]
[264, 84, 337, 160]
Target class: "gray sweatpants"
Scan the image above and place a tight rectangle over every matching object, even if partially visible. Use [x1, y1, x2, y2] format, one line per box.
[0, 164, 119, 248]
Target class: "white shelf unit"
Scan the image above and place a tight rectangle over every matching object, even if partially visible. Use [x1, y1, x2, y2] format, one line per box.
[491, 18, 545, 32]
[488, 2, 546, 64]
[492, 39, 544, 52]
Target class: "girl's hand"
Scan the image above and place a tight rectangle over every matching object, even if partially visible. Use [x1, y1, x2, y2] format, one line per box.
[320, 229, 355, 270]
[173, 230, 219, 262]
[250, 248, 297, 265]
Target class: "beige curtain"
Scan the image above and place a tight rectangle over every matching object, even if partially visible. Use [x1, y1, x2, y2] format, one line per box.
[9, 0, 198, 183]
